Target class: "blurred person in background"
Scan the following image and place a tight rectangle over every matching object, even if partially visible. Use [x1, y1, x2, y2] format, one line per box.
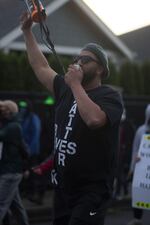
[19, 100, 43, 204]
[114, 109, 135, 200]
[0, 100, 30, 225]
[19, 100, 41, 160]
[127, 104, 150, 225]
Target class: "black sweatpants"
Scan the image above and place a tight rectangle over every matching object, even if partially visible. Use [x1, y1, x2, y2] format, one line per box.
[53, 190, 109, 225]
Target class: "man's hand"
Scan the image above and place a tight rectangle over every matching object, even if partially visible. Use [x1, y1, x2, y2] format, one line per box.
[20, 12, 33, 31]
[135, 155, 141, 163]
[23, 170, 30, 178]
[32, 167, 42, 175]
[65, 64, 83, 88]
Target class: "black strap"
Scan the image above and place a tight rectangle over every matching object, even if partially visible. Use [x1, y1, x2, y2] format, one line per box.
[35, 0, 66, 74]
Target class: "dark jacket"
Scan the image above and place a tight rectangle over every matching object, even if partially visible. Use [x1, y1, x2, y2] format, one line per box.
[0, 114, 29, 175]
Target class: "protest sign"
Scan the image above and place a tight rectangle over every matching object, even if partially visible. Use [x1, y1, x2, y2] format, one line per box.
[132, 134, 150, 209]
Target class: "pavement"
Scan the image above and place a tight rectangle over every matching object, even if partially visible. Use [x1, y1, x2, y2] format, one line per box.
[22, 189, 54, 223]
[22, 190, 150, 225]
[23, 189, 54, 210]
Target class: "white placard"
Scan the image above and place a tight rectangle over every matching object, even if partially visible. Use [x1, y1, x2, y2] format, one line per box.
[0, 142, 3, 160]
[132, 134, 150, 210]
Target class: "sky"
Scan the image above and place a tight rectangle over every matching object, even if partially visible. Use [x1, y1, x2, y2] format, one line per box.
[83, 0, 150, 35]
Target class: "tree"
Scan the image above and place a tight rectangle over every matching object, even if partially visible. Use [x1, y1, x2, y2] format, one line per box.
[141, 61, 150, 95]
[103, 62, 120, 86]
[119, 62, 142, 95]
[0, 50, 150, 96]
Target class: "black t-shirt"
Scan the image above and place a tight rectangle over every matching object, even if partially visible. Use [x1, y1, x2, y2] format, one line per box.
[53, 75, 123, 194]
[0, 115, 29, 174]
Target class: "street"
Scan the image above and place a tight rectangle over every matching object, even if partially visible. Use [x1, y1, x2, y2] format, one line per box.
[23, 191, 150, 225]
[33, 208, 150, 225]
[105, 209, 150, 225]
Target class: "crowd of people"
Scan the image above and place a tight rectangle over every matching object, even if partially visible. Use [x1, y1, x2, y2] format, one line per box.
[0, 10, 149, 225]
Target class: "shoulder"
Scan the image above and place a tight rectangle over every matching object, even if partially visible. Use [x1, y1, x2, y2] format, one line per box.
[7, 115, 22, 131]
[101, 85, 122, 98]
[93, 85, 123, 108]
[136, 125, 146, 136]
[8, 120, 22, 131]
[3, 121, 22, 139]
[91, 85, 122, 101]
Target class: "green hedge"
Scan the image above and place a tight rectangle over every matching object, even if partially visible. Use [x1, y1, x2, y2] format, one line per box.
[0, 51, 150, 96]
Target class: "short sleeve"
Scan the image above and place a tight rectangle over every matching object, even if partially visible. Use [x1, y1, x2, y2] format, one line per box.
[92, 87, 123, 126]
[101, 92, 123, 126]
[53, 75, 68, 102]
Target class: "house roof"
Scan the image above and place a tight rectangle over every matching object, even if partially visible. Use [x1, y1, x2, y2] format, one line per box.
[0, 0, 134, 61]
[119, 25, 150, 61]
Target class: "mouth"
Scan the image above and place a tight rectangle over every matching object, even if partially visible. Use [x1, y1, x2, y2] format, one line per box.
[74, 64, 81, 70]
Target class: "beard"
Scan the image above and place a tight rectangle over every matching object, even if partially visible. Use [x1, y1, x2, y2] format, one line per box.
[81, 67, 97, 86]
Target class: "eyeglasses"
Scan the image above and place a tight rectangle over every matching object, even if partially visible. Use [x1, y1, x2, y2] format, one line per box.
[73, 55, 99, 65]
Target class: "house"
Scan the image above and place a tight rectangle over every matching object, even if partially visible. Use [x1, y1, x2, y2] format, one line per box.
[0, 0, 134, 64]
[119, 25, 150, 62]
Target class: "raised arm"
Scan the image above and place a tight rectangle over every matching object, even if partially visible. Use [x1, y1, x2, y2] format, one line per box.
[20, 12, 57, 94]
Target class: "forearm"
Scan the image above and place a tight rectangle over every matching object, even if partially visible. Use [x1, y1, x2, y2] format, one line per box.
[71, 84, 106, 128]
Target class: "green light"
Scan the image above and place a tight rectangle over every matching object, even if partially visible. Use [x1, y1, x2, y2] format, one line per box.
[44, 96, 55, 105]
[19, 101, 28, 107]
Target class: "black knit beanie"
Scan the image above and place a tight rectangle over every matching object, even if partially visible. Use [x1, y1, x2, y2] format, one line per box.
[82, 43, 109, 78]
